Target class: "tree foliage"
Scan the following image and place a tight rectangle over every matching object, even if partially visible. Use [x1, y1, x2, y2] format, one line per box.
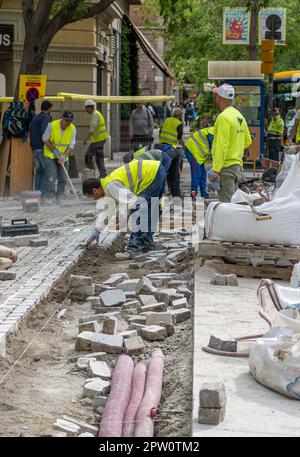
[155, 0, 300, 89]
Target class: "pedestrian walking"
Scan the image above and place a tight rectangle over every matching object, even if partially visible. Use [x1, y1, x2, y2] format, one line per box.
[29, 100, 53, 195]
[83, 159, 166, 252]
[159, 107, 185, 197]
[42, 111, 76, 205]
[185, 126, 214, 198]
[210, 83, 252, 202]
[129, 103, 154, 151]
[83, 100, 108, 178]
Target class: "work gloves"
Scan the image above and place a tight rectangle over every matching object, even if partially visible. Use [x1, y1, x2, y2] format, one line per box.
[85, 228, 101, 247]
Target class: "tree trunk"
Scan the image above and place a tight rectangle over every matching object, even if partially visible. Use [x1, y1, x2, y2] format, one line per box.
[249, 0, 259, 60]
[14, 31, 51, 98]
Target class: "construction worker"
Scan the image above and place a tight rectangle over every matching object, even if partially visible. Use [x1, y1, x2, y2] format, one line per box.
[210, 84, 252, 202]
[291, 109, 300, 144]
[43, 111, 76, 205]
[159, 108, 185, 197]
[123, 146, 171, 171]
[267, 108, 284, 168]
[82, 159, 167, 252]
[184, 126, 215, 198]
[83, 100, 108, 178]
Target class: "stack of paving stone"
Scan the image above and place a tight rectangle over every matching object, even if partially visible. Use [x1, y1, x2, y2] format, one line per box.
[65, 271, 192, 428]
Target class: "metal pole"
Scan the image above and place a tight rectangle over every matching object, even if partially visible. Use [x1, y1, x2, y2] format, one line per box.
[268, 72, 274, 122]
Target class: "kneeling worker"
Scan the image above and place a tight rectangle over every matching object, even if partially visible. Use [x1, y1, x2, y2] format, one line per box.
[83, 159, 166, 252]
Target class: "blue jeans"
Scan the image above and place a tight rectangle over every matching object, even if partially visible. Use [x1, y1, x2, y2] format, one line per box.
[128, 164, 167, 251]
[32, 149, 46, 193]
[161, 152, 171, 171]
[185, 147, 208, 197]
[44, 158, 69, 199]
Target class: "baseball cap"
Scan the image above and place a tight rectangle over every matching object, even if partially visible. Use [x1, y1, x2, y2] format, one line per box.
[62, 111, 74, 121]
[213, 83, 235, 100]
[84, 100, 96, 107]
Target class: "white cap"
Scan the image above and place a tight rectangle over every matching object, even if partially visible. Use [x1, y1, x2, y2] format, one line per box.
[84, 99, 96, 107]
[213, 83, 235, 100]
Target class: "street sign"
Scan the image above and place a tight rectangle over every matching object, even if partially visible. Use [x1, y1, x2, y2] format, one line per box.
[19, 74, 47, 102]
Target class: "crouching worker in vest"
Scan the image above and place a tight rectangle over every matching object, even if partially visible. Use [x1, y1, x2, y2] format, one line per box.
[185, 127, 214, 198]
[123, 146, 172, 171]
[82, 160, 167, 252]
[0, 246, 17, 270]
[42, 111, 76, 205]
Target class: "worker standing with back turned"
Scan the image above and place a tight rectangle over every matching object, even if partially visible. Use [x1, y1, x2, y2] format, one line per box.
[210, 84, 252, 202]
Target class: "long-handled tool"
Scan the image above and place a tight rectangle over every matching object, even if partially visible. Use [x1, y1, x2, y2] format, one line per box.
[60, 160, 79, 201]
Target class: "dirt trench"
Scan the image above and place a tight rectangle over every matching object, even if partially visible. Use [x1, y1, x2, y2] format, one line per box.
[0, 241, 193, 437]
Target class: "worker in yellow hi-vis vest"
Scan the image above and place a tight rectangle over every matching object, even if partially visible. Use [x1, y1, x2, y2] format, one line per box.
[82, 159, 167, 252]
[43, 111, 77, 205]
[83, 100, 108, 178]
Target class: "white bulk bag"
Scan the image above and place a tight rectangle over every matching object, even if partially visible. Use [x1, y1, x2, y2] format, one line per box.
[205, 154, 300, 245]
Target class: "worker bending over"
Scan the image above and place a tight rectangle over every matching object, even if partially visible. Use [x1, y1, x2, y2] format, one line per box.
[184, 127, 214, 198]
[83, 159, 166, 252]
[123, 146, 171, 171]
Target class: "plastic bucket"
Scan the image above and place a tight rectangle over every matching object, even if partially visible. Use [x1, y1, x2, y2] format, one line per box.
[20, 190, 41, 212]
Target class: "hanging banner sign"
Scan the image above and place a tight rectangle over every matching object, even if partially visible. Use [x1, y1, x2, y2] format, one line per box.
[223, 8, 250, 45]
[19, 74, 47, 102]
[259, 8, 286, 45]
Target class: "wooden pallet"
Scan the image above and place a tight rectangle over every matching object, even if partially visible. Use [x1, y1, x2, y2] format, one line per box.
[198, 240, 300, 261]
[212, 262, 292, 280]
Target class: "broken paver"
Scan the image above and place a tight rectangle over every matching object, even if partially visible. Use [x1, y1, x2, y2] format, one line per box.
[69, 275, 92, 287]
[103, 273, 129, 286]
[138, 278, 157, 295]
[83, 379, 111, 398]
[198, 406, 226, 425]
[122, 300, 142, 312]
[53, 419, 80, 437]
[138, 295, 158, 306]
[177, 286, 191, 300]
[62, 415, 98, 436]
[100, 289, 126, 307]
[156, 322, 175, 336]
[76, 332, 123, 354]
[124, 336, 145, 356]
[171, 297, 188, 309]
[146, 312, 173, 326]
[102, 317, 117, 335]
[225, 274, 239, 286]
[208, 335, 237, 353]
[140, 325, 167, 341]
[127, 315, 147, 325]
[210, 274, 227, 286]
[170, 308, 191, 324]
[128, 323, 146, 335]
[79, 314, 111, 324]
[200, 382, 226, 408]
[154, 289, 177, 306]
[119, 330, 138, 339]
[117, 279, 143, 293]
[30, 239, 48, 247]
[0, 271, 16, 281]
[78, 321, 101, 333]
[86, 297, 101, 307]
[166, 249, 189, 262]
[88, 359, 111, 380]
[140, 303, 167, 313]
[169, 294, 185, 305]
[71, 285, 95, 299]
[94, 395, 108, 409]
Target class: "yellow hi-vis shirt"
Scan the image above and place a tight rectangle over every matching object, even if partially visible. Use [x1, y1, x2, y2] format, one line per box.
[159, 117, 182, 146]
[268, 115, 284, 137]
[44, 120, 75, 161]
[91, 110, 108, 143]
[101, 159, 160, 196]
[296, 110, 300, 143]
[212, 106, 252, 173]
[185, 126, 215, 165]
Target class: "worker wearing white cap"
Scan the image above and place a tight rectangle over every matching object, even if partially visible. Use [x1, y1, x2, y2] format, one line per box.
[83, 100, 108, 178]
[210, 83, 252, 202]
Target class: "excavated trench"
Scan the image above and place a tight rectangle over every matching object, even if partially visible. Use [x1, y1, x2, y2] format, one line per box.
[0, 239, 193, 437]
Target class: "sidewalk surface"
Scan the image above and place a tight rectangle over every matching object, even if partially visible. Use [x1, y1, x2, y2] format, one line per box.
[193, 264, 300, 437]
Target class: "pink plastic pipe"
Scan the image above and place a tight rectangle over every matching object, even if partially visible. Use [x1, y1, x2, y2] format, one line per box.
[134, 348, 164, 437]
[122, 362, 147, 437]
[99, 354, 134, 437]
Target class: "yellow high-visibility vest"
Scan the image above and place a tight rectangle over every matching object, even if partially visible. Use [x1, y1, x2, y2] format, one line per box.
[91, 110, 108, 143]
[159, 117, 182, 146]
[296, 111, 300, 143]
[185, 126, 215, 164]
[44, 119, 75, 161]
[268, 116, 284, 138]
[101, 159, 160, 195]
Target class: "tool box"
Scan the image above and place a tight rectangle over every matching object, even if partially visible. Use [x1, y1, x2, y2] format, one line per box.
[0, 219, 39, 237]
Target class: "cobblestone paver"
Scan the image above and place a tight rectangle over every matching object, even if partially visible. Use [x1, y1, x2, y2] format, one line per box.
[0, 197, 116, 356]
